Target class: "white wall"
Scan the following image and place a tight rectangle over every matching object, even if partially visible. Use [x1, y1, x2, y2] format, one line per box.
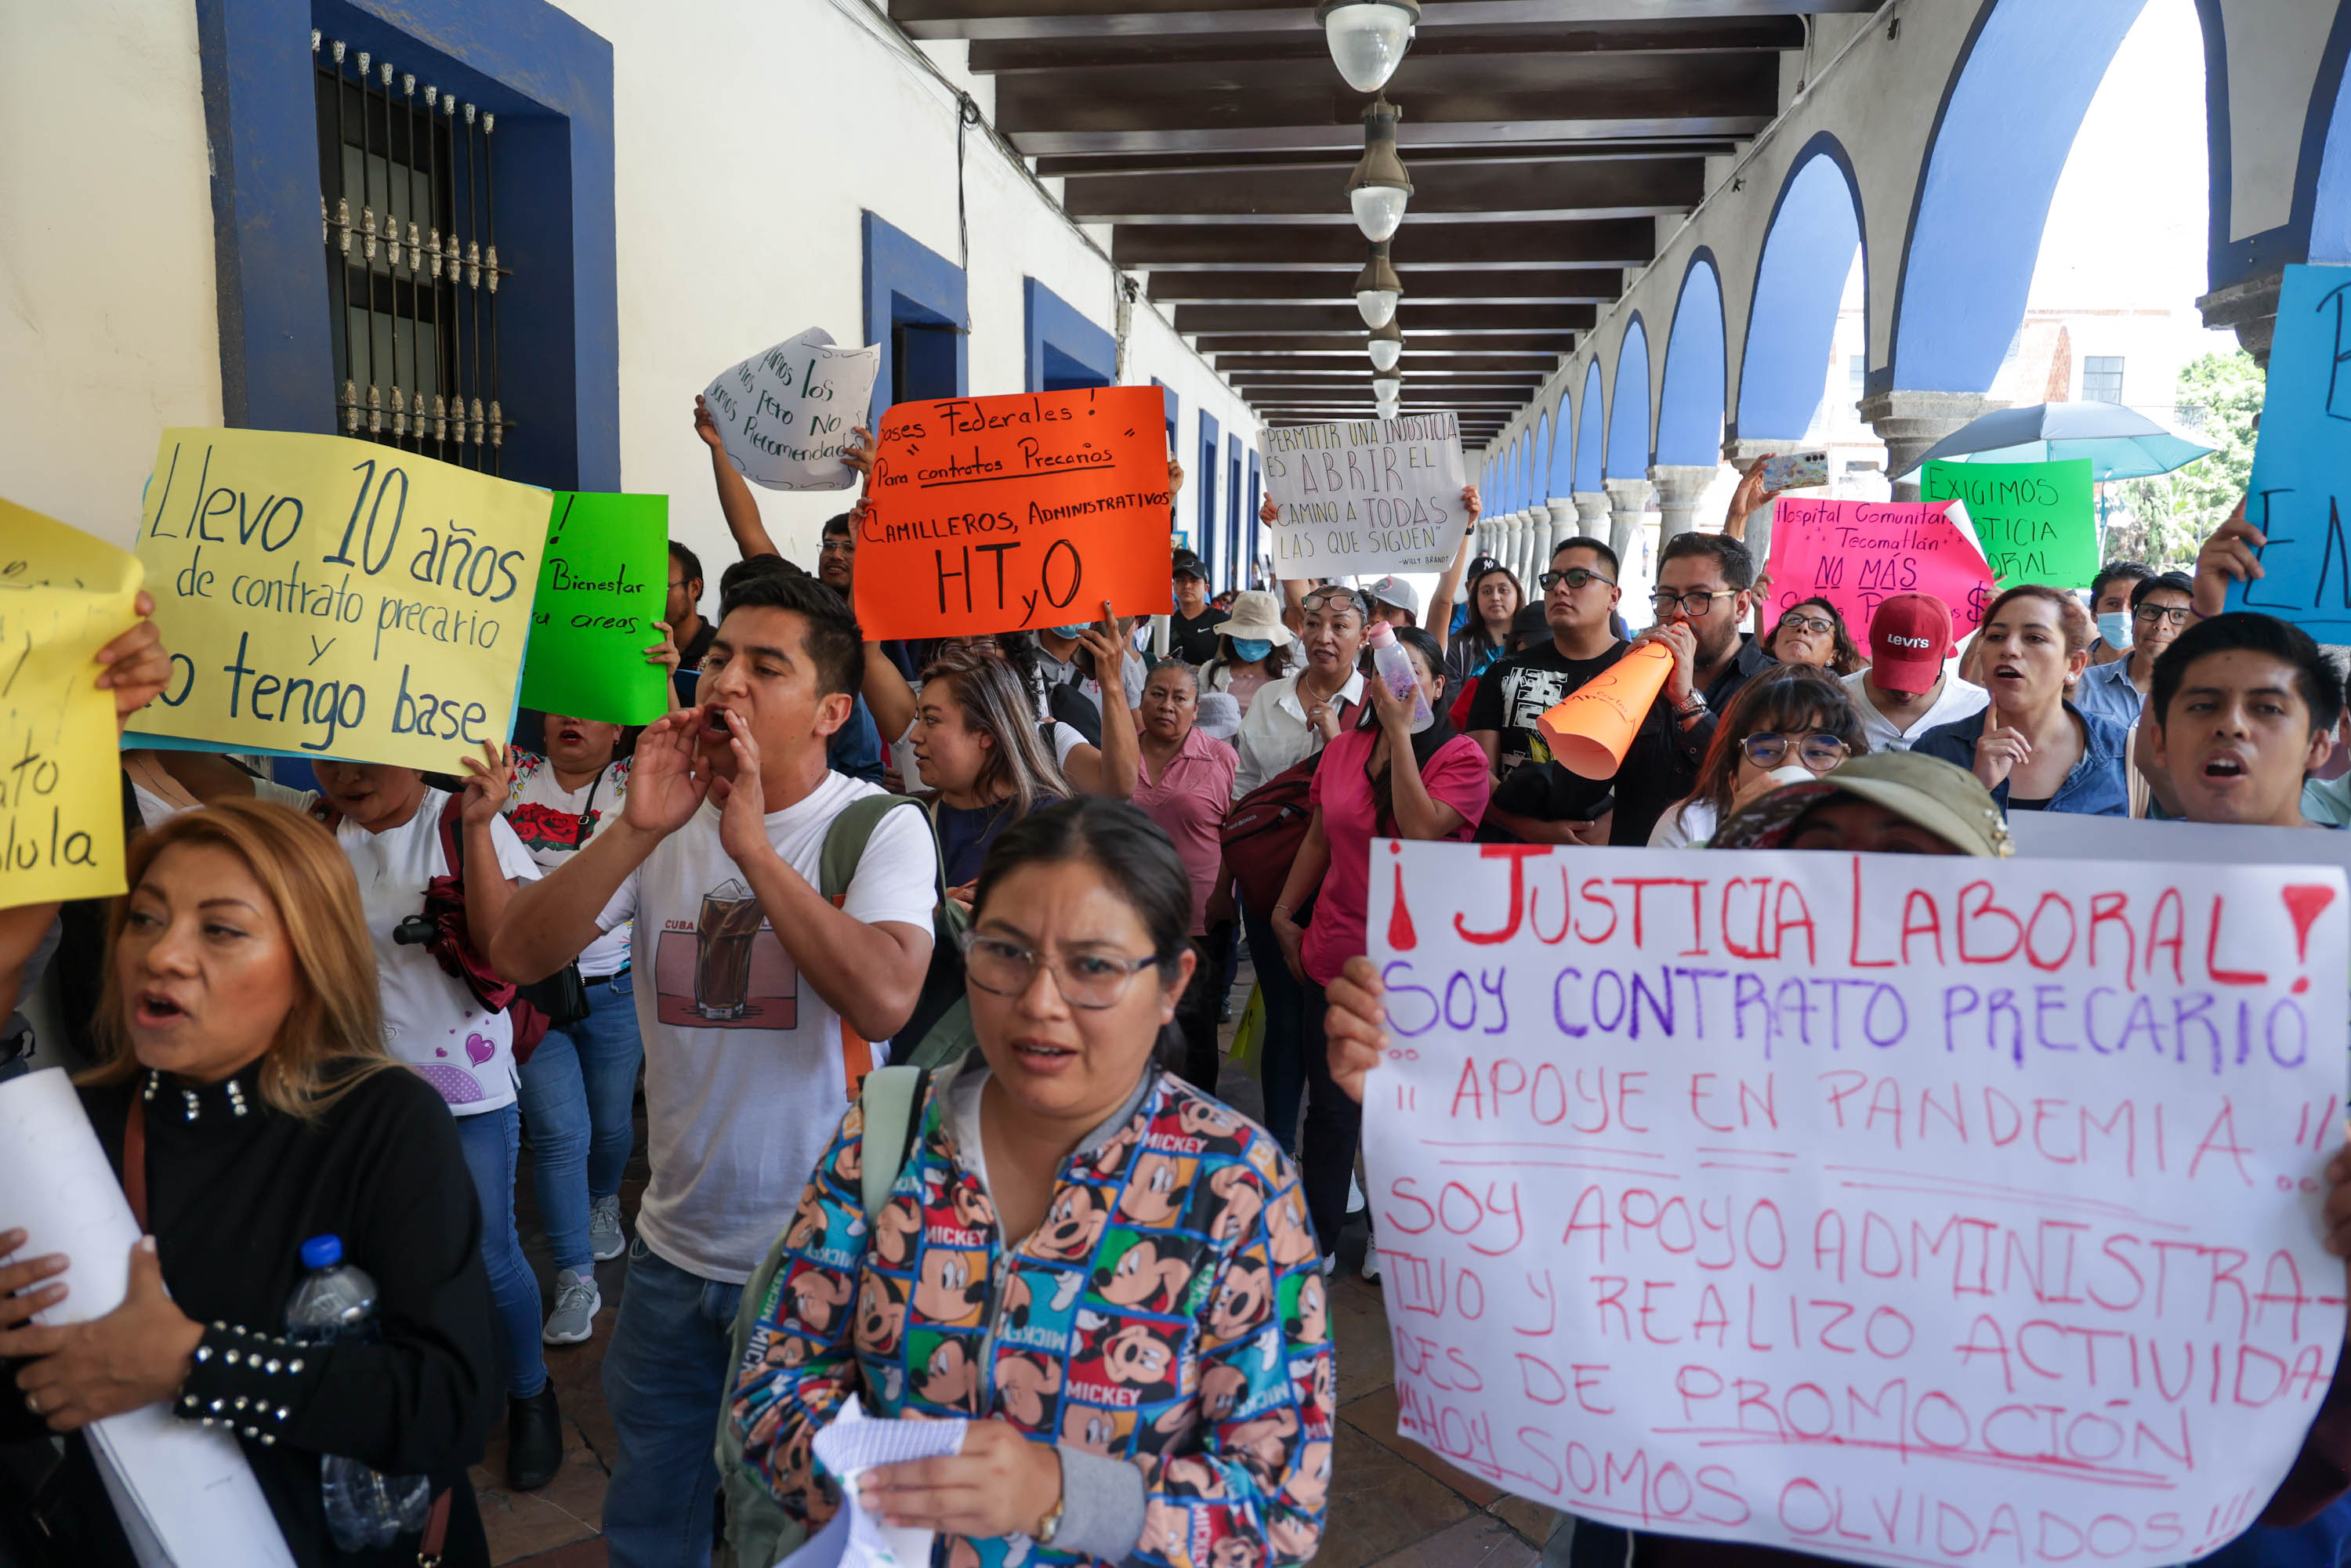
[0, 1, 224, 543]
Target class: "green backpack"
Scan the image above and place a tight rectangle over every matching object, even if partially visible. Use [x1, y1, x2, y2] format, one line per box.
[821, 794, 974, 1075]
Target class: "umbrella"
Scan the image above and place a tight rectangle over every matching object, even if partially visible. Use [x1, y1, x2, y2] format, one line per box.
[1895, 401, 2215, 481]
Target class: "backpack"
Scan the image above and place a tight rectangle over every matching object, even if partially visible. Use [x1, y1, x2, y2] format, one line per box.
[714, 1063, 933, 1568]
[1218, 698, 1360, 920]
[817, 795, 973, 1077]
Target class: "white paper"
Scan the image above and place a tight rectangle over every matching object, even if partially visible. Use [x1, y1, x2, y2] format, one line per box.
[1364, 843, 2349, 1566]
[1259, 414, 1469, 580]
[775, 1394, 970, 1568]
[2008, 809, 2351, 875]
[704, 327, 883, 491]
[0, 1069, 295, 1568]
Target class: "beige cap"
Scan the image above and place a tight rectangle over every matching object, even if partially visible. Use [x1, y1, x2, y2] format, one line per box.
[1708, 751, 2013, 857]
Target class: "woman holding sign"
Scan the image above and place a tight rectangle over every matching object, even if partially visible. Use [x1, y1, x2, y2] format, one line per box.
[1268, 626, 1487, 1275]
[1914, 584, 2129, 817]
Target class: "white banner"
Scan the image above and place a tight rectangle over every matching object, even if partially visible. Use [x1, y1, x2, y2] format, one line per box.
[701, 326, 882, 491]
[1364, 842, 2349, 1566]
[1259, 414, 1469, 580]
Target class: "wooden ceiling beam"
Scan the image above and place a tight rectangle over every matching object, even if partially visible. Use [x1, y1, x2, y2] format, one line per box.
[894, 0, 1868, 43]
[1172, 302, 1593, 333]
[964, 15, 1799, 69]
[1146, 268, 1621, 304]
[1210, 352, 1563, 372]
[1113, 219, 1654, 267]
[1060, 155, 1701, 223]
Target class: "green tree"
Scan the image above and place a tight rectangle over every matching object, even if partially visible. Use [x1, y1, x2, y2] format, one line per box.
[2108, 349, 2264, 568]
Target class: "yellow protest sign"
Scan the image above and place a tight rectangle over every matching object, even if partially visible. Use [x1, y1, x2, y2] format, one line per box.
[126, 429, 551, 771]
[2, 498, 145, 904]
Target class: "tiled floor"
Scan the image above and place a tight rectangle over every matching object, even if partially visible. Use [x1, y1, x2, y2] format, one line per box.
[489, 961, 1559, 1567]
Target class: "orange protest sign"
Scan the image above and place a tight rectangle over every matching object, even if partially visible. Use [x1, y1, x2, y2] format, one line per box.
[1536, 640, 1674, 779]
[854, 387, 1172, 640]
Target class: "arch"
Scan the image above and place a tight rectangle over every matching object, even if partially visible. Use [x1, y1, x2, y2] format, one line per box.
[1604, 316, 1651, 479]
[1534, 411, 1553, 502]
[1573, 360, 1607, 492]
[1737, 135, 1866, 440]
[2309, 8, 2351, 263]
[1889, 0, 2146, 394]
[1656, 250, 1727, 465]
[1505, 436, 1521, 509]
[1547, 389, 1577, 496]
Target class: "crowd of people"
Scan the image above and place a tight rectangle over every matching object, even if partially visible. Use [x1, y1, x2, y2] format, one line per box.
[5, 426, 2351, 1568]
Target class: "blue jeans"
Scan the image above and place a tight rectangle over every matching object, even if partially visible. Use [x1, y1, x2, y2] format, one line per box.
[602, 1238, 744, 1568]
[516, 972, 643, 1275]
[1242, 900, 1310, 1153]
[452, 1102, 547, 1399]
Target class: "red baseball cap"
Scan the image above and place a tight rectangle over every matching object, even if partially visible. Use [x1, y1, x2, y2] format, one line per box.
[1867, 593, 1952, 693]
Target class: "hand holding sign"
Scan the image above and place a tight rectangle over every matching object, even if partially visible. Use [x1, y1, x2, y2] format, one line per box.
[701, 328, 882, 492]
[2225, 265, 2351, 636]
[518, 491, 671, 726]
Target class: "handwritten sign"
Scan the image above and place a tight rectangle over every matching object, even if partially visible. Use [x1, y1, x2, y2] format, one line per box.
[126, 429, 550, 771]
[856, 387, 1170, 641]
[1364, 840, 2347, 1566]
[1259, 415, 1469, 579]
[2230, 264, 2351, 637]
[1922, 459, 2096, 591]
[518, 491, 669, 726]
[1, 499, 145, 903]
[701, 328, 882, 492]
[1764, 498, 1998, 640]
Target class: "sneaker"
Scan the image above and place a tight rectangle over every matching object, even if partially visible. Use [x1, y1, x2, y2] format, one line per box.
[1319, 1251, 1337, 1279]
[589, 1193, 626, 1262]
[542, 1268, 602, 1345]
[1361, 1244, 1381, 1283]
[1346, 1174, 1367, 1215]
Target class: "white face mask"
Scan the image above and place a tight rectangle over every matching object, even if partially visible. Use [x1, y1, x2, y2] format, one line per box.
[2096, 610, 2133, 650]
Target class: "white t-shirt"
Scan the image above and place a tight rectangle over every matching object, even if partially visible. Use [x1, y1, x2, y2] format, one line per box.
[132, 777, 316, 830]
[1647, 796, 1721, 849]
[1842, 664, 1989, 753]
[1231, 668, 1368, 798]
[1035, 643, 1146, 715]
[504, 754, 633, 977]
[592, 773, 940, 1283]
[337, 788, 541, 1116]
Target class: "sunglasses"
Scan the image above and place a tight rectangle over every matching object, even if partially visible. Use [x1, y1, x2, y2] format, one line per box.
[1538, 567, 1615, 592]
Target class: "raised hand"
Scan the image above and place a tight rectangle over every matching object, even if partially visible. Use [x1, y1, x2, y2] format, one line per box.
[1462, 483, 1483, 524]
[2191, 497, 2262, 620]
[1634, 621, 1700, 709]
[1324, 954, 1387, 1105]
[1260, 494, 1281, 526]
[693, 394, 726, 452]
[1074, 600, 1129, 710]
[94, 591, 172, 728]
[842, 425, 879, 480]
[708, 708, 773, 866]
[1972, 704, 2032, 791]
[625, 711, 713, 836]
[458, 740, 515, 826]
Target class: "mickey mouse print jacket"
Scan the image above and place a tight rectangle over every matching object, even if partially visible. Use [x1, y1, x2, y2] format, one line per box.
[730, 1056, 1335, 1568]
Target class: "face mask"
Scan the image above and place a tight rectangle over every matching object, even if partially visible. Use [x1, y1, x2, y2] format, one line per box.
[2096, 610, 2132, 650]
[1048, 625, 1090, 640]
[1232, 637, 1272, 663]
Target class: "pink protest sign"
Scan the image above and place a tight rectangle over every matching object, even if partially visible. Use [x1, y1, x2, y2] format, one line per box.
[1764, 497, 1998, 640]
[1365, 839, 2349, 1566]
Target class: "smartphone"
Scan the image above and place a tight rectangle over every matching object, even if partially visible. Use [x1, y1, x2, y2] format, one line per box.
[1759, 451, 1830, 494]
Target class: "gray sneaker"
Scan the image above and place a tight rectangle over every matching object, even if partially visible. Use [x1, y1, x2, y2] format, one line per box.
[589, 1194, 626, 1262]
[542, 1268, 602, 1345]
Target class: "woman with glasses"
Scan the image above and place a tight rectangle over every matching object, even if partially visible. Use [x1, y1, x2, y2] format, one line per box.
[1764, 596, 1864, 675]
[1915, 584, 2130, 816]
[1270, 627, 1488, 1275]
[730, 798, 1332, 1566]
[1647, 666, 1867, 849]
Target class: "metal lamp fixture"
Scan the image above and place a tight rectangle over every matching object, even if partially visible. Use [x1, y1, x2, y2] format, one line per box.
[1367, 318, 1404, 372]
[1316, 0, 1420, 93]
[1371, 371, 1402, 408]
[1346, 98, 1412, 243]
[1353, 241, 1402, 328]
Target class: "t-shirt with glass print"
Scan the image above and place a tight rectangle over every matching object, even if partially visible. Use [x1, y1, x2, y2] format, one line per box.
[589, 773, 940, 1283]
[505, 752, 633, 977]
[1464, 637, 1629, 777]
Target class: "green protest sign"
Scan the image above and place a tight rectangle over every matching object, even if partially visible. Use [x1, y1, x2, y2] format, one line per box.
[1921, 458, 2097, 590]
[518, 491, 671, 725]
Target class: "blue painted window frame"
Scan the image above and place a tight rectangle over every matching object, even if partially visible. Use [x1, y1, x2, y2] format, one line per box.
[1224, 434, 1243, 594]
[1247, 451, 1262, 587]
[1023, 277, 1115, 393]
[194, 0, 617, 488]
[1198, 411, 1221, 585]
[864, 212, 969, 422]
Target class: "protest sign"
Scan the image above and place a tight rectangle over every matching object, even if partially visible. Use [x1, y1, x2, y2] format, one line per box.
[855, 386, 1171, 641]
[702, 328, 882, 492]
[126, 429, 551, 772]
[1, 498, 145, 903]
[1364, 839, 2348, 1566]
[1764, 497, 1998, 640]
[1259, 415, 1470, 579]
[2008, 810, 2351, 875]
[518, 491, 670, 726]
[2229, 264, 2351, 638]
[1922, 458, 2097, 590]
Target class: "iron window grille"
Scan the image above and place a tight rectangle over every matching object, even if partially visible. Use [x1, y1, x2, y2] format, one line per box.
[313, 30, 509, 471]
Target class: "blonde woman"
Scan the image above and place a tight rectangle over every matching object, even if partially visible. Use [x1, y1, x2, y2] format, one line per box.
[0, 801, 499, 1566]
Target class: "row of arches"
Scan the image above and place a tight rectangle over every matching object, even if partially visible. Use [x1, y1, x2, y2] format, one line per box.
[1479, 0, 2351, 513]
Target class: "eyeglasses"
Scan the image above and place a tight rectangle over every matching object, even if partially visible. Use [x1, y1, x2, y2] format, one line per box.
[2133, 604, 2190, 628]
[1651, 588, 1741, 617]
[1777, 614, 1836, 637]
[668, 578, 690, 591]
[959, 929, 1161, 1009]
[1538, 567, 1615, 592]
[1741, 731, 1852, 773]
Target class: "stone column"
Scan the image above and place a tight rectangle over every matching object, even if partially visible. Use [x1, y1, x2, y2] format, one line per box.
[2197, 269, 2281, 369]
[1544, 498, 1578, 556]
[1570, 491, 1610, 547]
[1649, 464, 1719, 545]
[1601, 479, 1654, 570]
[1857, 390, 2007, 502]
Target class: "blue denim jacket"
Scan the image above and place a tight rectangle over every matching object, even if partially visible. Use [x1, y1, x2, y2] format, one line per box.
[1912, 700, 2131, 817]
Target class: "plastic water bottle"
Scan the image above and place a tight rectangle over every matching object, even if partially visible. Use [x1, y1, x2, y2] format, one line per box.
[286, 1235, 432, 1552]
[1366, 620, 1434, 733]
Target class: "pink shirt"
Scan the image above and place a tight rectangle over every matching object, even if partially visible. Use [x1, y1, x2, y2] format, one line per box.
[1302, 728, 1490, 987]
[1132, 721, 1238, 935]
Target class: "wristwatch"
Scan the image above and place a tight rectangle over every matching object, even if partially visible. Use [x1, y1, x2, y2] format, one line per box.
[1034, 1494, 1067, 1547]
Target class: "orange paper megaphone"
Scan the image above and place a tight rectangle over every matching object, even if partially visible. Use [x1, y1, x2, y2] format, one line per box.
[1536, 640, 1675, 780]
